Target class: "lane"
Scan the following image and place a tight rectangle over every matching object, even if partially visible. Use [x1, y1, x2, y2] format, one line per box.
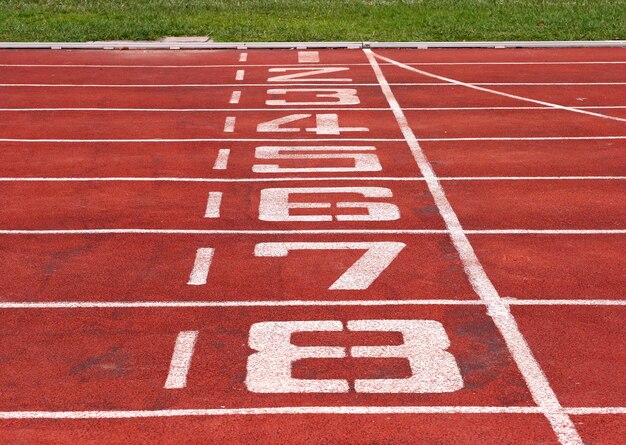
[419, 139, 626, 177]
[0, 306, 533, 410]
[392, 84, 626, 108]
[513, 306, 626, 407]
[0, 233, 475, 302]
[0, 180, 442, 230]
[0, 141, 420, 179]
[0, 85, 389, 109]
[0, 109, 401, 139]
[469, 234, 626, 300]
[444, 180, 626, 230]
[0, 414, 560, 445]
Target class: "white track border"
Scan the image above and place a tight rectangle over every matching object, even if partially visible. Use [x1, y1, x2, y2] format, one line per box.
[0, 40, 625, 49]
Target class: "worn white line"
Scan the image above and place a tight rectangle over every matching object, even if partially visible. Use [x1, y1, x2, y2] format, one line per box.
[0, 176, 621, 183]
[2, 82, 625, 87]
[365, 48, 584, 445]
[0, 229, 622, 235]
[212, 149, 230, 170]
[163, 331, 198, 389]
[374, 52, 626, 123]
[204, 192, 223, 218]
[228, 91, 241, 104]
[298, 51, 320, 63]
[0, 138, 406, 143]
[566, 407, 626, 415]
[1, 61, 625, 67]
[235, 69, 245, 81]
[421, 136, 626, 142]
[186, 248, 215, 285]
[505, 299, 626, 306]
[223, 116, 236, 133]
[0, 300, 485, 309]
[1, 106, 625, 112]
[0, 406, 544, 419]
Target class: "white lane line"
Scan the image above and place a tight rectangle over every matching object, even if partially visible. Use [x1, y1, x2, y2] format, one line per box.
[1, 405, 624, 419]
[212, 149, 230, 170]
[1, 61, 625, 67]
[298, 51, 320, 63]
[373, 52, 626, 124]
[2, 82, 625, 87]
[2, 136, 625, 143]
[0, 176, 622, 183]
[235, 69, 245, 81]
[505, 299, 626, 306]
[187, 248, 215, 285]
[163, 331, 198, 389]
[204, 192, 223, 218]
[0, 406, 545, 419]
[3, 106, 626, 112]
[228, 91, 241, 104]
[0, 229, 623, 235]
[0, 300, 486, 309]
[365, 48, 583, 445]
[0, 138, 407, 142]
[0, 299, 623, 309]
[223, 116, 236, 133]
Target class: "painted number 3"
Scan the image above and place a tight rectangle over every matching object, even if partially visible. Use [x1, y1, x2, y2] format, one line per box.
[246, 320, 463, 394]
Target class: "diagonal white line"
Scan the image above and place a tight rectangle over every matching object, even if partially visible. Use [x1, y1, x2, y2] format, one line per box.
[364, 48, 583, 445]
[373, 52, 626, 123]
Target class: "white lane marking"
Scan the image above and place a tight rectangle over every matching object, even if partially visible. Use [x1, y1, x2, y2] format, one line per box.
[365, 48, 583, 445]
[2, 82, 625, 87]
[373, 52, 626, 123]
[204, 192, 222, 218]
[223, 116, 236, 132]
[0, 176, 622, 183]
[298, 51, 320, 63]
[212, 149, 230, 170]
[1, 61, 625, 67]
[0, 299, 623, 309]
[164, 331, 198, 389]
[228, 91, 241, 104]
[0, 405, 622, 419]
[238, 53, 248, 63]
[1, 136, 625, 142]
[0, 406, 548, 419]
[186, 248, 215, 285]
[2, 106, 626, 112]
[235, 69, 245, 81]
[0, 229, 623, 235]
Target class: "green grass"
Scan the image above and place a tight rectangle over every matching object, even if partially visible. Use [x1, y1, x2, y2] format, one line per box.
[0, 0, 624, 42]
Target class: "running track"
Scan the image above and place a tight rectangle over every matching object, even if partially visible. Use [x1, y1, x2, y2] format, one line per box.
[0, 47, 625, 444]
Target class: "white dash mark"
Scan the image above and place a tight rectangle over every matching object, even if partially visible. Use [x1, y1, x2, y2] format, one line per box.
[223, 116, 236, 132]
[229, 90, 241, 104]
[212, 149, 230, 170]
[235, 70, 245, 81]
[164, 331, 198, 389]
[239, 53, 248, 62]
[204, 192, 223, 218]
[187, 248, 215, 285]
[298, 51, 320, 63]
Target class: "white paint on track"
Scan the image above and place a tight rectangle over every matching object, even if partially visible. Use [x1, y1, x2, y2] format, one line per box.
[163, 331, 198, 389]
[365, 48, 584, 445]
[0, 405, 623, 419]
[373, 52, 626, 123]
[0, 299, 623, 309]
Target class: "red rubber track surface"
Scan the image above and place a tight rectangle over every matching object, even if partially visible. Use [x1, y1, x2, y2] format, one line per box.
[0, 47, 624, 445]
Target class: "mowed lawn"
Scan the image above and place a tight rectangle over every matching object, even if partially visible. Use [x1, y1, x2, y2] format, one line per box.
[0, 0, 624, 42]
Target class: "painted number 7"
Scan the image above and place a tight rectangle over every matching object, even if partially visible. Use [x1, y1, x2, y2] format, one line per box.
[254, 242, 405, 290]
